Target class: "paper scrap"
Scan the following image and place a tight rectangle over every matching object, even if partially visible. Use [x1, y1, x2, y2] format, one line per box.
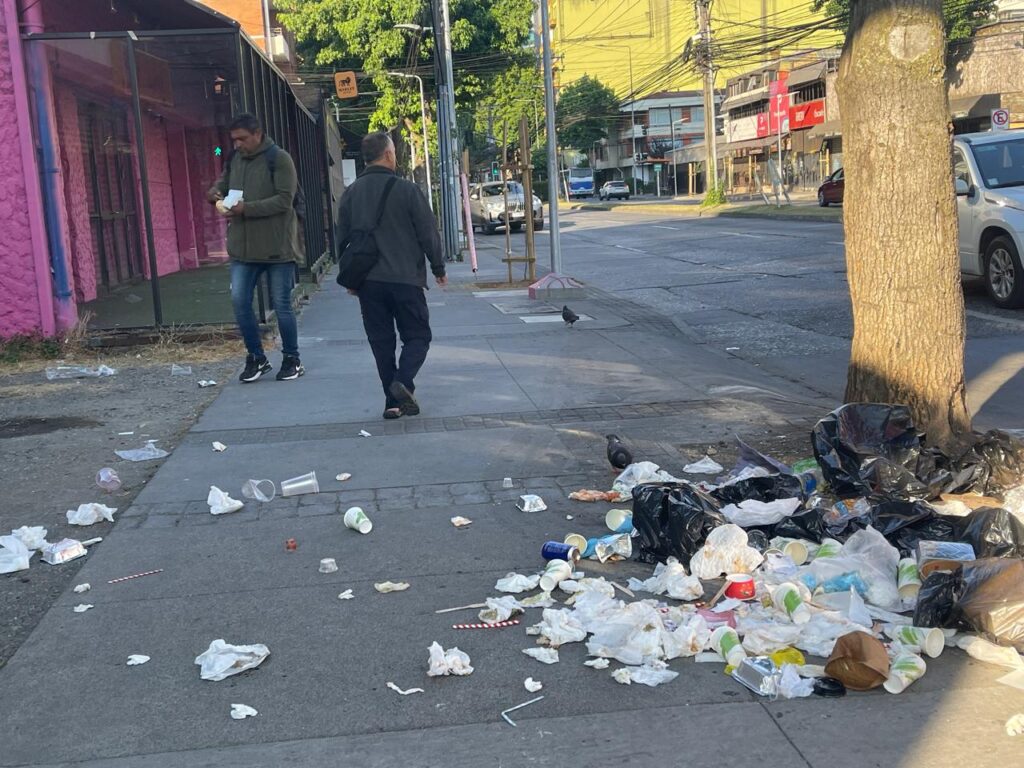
[524, 677, 543, 692]
[127, 654, 150, 666]
[198, 380, 217, 388]
[1007, 713, 1024, 736]
[387, 682, 425, 695]
[230, 703, 258, 720]
[584, 658, 610, 669]
[522, 647, 559, 664]
[359, 430, 372, 438]
[337, 589, 354, 600]
[195, 639, 270, 681]
[450, 516, 473, 527]
[212, 441, 227, 452]
[336, 473, 352, 482]
[73, 604, 94, 613]
[73, 583, 91, 593]
[375, 581, 410, 593]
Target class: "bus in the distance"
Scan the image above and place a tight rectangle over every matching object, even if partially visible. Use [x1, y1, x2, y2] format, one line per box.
[563, 167, 595, 199]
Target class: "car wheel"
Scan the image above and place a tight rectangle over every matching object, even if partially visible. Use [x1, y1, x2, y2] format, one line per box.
[484, 222, 497, 236]
[625, 195, 630, 200]
[985, 236, 1024, 308]
[818, 191, 828, 207]
[511, 223, 523, 232]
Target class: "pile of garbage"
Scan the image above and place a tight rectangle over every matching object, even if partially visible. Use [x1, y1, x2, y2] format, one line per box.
[481, 404, 1024, 700]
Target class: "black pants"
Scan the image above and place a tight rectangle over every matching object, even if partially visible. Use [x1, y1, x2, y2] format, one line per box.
[357, 280, 432, 407]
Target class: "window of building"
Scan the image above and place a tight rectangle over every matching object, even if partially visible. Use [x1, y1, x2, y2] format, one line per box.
[791, 81, 825, 104]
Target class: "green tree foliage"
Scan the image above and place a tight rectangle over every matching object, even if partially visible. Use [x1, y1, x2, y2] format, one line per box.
[555, 75, 620, 151]
[810, 0, 997, 41]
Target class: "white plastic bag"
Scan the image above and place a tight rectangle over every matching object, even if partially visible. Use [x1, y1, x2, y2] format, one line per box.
[684, 456, 725, 475]
[690, 525, 764, 579]
[955, 635, 1024, 669]
[661, 611, 711, 659]
[230, 704, 258, 720]
[777, 664, 815, 699]
[721, 498, 801, 527]
[812, 587, 872, 628]
[615, 660, 679, 687]
[115, 440, 169, 462]
[533, 608, 587, 648]
[66, 503, 117, 526]
[802, 526, 900, 609]
[612, 461, 679, 497]
[11, 526, 48, 550]
[427, 641, 474, 676]
[0, 535, 32, 574]
[585, 601, 664, 666]
[207, 486, 244, 516]
[741, 624, 803, 655]
[478, 595, 522, 624]
[522, 647, 559, 664]
[495, 572, 541, 593]
[194, 639, 269, 681]
[628, 557, 703, 601]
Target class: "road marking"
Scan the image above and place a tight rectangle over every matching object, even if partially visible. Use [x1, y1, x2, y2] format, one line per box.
[966, 309, 1024, 330]
[718, 231, 764, 239]
[827, 241, 845, 246]
[653, 225, 680, 230]
[614, 244, 646, 253]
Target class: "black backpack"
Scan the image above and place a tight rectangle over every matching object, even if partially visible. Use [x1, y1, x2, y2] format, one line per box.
[336, 176, 397, 291]
[266, 143, 306, 222]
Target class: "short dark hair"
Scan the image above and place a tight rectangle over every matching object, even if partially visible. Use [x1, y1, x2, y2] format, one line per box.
[361, 132, 393, 163]
[229, 113, 262, 134]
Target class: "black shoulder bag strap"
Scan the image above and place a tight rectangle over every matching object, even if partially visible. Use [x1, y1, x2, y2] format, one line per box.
[372, 176, 399, 231]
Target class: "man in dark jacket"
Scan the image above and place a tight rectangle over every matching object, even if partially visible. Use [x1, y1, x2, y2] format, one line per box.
[336, 132, 446, 419]
[207, 113, 304, 383]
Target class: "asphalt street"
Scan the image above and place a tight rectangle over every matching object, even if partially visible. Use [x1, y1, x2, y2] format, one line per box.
[493, 207, 1024, 431]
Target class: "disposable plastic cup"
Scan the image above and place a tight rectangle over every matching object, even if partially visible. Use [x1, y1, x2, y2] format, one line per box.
[95, 468, 122, 493]
[343, 506, 373, 534]
[319, 558, 338, 574]
[772, 582, 811, 624]
[241, 479, 276, 503]
[771, 537, 809, 565]
[710, 625, 746, 667]
[813, 538, 843, 560]
[281, 471, 319, 497]
[605, 509, 633, 533]
[898, 558, 922, 599]
[539, 559, 572, 592]
[883, 653, 927, 694]
[892, 625, 944, 658]
[564, 533, 588, 553]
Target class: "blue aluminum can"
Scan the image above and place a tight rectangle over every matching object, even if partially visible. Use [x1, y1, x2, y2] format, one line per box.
[541, 541, 579, 562]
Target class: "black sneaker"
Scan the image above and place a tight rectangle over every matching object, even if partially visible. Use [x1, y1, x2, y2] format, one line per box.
[276, 355, 305, 381]
[388, 381, 419, 415]
[239, 354, 272, 383]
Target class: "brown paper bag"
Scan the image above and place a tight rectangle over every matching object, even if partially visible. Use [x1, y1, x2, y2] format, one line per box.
[824, 631, 890, 691]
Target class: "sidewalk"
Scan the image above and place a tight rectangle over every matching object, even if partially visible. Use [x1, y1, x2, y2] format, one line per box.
[0, 249, 1019, 767]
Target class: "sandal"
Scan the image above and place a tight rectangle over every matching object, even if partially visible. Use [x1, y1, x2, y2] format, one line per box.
[383, 407, 403, 420]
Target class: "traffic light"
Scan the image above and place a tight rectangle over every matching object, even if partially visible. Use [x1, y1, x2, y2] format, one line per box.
[491, 160, 500, 179]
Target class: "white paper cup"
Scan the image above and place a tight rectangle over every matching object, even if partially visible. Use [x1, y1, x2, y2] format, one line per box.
[241, 478, 276, 502]
[710, 626, 746, 667]
[772, 582, 810, 624]
[813, 538, 843, 560]
[771, 537, 809, 566]
[319, 558, 338, 574]
[343, 506, 372, 534]
[539, 559, 572, 592]
[898, 558, 922, 600]
[892, 625, 944, 658]
[884, 653, 927, 694]
[564, 533, 588, 553]
[605, 508, 632, 533]
[281, 471, 318, 497]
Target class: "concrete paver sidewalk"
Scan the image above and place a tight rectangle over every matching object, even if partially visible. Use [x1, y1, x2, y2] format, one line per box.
[0, 250, 1019, 768]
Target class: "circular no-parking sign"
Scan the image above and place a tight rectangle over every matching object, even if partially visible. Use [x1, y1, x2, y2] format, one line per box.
[992, 108, 1010, 130]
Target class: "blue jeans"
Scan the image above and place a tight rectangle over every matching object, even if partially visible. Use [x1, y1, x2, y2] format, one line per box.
[230, 261, 298, 358]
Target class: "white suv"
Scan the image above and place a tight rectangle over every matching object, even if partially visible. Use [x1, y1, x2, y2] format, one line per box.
[955, 130, 1024, 308]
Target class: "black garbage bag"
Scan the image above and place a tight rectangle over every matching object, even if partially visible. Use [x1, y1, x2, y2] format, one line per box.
[745, 528, 771, 553]
[710, 473, 803, 507]
[811, 404, 926, 499]
[968, 430, 1024, 494]
[888, 515, 960, 557]
[632, 482, 726, 565]
[773, 506, 829, 543]
[914, 558, 1024, 651]
[953, 507, 1024, 559]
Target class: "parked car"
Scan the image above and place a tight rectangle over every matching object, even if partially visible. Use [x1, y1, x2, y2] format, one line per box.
[599, 180, 630, 201]
[468, 181, 543, 235]
[817, 167, 844, 206]
[955, 129, 1024, 308]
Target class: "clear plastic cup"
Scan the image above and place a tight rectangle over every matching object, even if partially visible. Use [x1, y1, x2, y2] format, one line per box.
[95, 468, 122, 493]
[318, 558, 338, 574]
[241, 479, 276, 503]
[281, 471, 319, 497]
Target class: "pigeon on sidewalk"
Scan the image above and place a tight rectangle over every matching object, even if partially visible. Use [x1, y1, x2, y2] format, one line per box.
[562, 305, 579, 327]
[606, 434, 634, 471]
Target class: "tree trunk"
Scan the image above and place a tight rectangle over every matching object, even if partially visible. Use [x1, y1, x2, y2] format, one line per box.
[837, 0, 971, 451]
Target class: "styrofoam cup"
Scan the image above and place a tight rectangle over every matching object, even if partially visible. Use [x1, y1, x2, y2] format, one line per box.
[772, 582, 810, 624]
[710, 625, 746, 667]
[281, 471, 318, 497]
[343, 506, 372, 534]
[893, 625, 944, 658]
[564, 533, 588, 553]
[898, 558, 922, 600]
[883, 653, 927, 694]
[539, 559, 572, 592]
[770, 537, 809, 565]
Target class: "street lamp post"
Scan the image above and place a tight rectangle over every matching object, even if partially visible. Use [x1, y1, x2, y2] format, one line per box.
[386, 71, 433, 210]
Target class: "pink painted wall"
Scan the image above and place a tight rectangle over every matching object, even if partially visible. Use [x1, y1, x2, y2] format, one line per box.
[0, 2, 43, 337]
[54, 84, 97, 302]
[140, 114, 182, 277]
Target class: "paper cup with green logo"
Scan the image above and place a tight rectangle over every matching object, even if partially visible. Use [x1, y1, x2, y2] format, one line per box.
[710, 625, 746, 667]
[539, 559, 572, 592]
[889, 625, 944, 658]
[772, 582, 810, 624]
[813, 538, 843, 560]
[897, 558, 922, 600]
[343, 506, 373, 534]
[883, 653, 927, 694]
[770, 537, 809, 565]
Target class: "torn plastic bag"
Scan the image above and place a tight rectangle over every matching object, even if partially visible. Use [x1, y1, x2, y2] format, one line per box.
[194, 639, 270, 681]
[613, 462, 680, 498]
[631, 482, 725, 566]
[711, 473, 803, 507]
[66, 503, 117, 526]
[533, 608, 587, 647]
[733, 437, 794, 476]
[690, 524, 764, 579]
[966, 430, 1024, 494]
[773, 507, 828, 543]
[801, 526, 901, 609]
[913, 558, 1024, 651]
[952, 507, 1024, 559]
[585, 601, 665, 666]
[866, 499, 936, 538]
[0, 535, 32, 574]
[811, 404, 927, 499]
[721, 497, 802, 527]
[627, 557, 703, 601]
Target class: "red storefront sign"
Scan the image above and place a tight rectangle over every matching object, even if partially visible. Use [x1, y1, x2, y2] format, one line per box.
[756, 112, 769, 138]
[767, 73, 790, 134]
[789, 98, 826, 130]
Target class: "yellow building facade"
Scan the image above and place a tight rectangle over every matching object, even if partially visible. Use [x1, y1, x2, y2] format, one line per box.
[551, 0, 837, 96]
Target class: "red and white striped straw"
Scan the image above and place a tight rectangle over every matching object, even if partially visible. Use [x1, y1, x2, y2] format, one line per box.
[452, 619, 521, 630]
[107, 569, 164, 584]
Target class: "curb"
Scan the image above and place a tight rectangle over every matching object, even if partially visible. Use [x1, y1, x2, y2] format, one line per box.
[717, 209, 843, 224]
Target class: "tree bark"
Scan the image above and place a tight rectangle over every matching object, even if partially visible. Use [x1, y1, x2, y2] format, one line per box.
[838, 0, 971, 451]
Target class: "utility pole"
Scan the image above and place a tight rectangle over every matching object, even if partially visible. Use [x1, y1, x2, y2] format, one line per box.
[428, 0, 460, 260]
[539, 0, 562, 274]
[696, 0, 718, 194]
[440, 0, 462, 254]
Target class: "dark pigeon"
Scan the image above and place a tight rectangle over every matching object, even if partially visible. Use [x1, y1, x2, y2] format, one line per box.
[606, 434, 633, 471]
[562, 305, 579, 327]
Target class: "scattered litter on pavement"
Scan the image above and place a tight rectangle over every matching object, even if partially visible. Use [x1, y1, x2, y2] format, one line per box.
[427, 642, 473, 676]
[115, 441, 169, 462]
[359, 430, 372, 438]
[66, 503, 117, 526]
[479, 596, 522, 623]
[503, 477, 514, 489]
[241, 479, 276, 503]
[375, 581, 410, 593]
[230, 704, 259, 720]
[453, 620, 521, 630]
[628, 557, 703, 601]
[41, 539, 87, 565]
[684, 457, 725, 475]
[500, 695, 544, 727]
[522, 648, 559, 664]
[584, 658, 610, 669]
[73, 583, 90, 593]
[344, 507, 373, 534]
[569, 489, 620, 503]
[565, 515, 574, 520]
[387, 682, 424, 695]
[435, 602, 487, 614]
[336, 472, 352, 482]
[11, 526, 48, 551]
[45, 364, 117, 380]
[319, 558, 338, 574]
[212, 441, 227, 452]
[198, 380, 217, 388]
[2, 534, 35, 575]
[524, 677, 543, 692]
[338, 589, 354, 600]
[285, 538, 298, 551]
[450, 516, 473, 527]
[614, 660, 679, 687]
[195, 640, 270, 681]
[824, 631, 890, 691]
[73, 604, 93, 613]
[517, 494, 547, 512]
[722, 498, 802, 527]
[127, 655, 150, 666]
[1006, 714, 1024, 736]
[107, 569, 163, 584]
[281, 471, 319, 497]
[117, 431, 135, 436]
[95, 468, 122, 492]
[208, 486, 244, 515]
[170, 364, 192, 376]
[496, 572, 541, 593]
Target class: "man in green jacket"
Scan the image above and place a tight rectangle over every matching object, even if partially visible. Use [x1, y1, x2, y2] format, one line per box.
[208, 113, 304, 382]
